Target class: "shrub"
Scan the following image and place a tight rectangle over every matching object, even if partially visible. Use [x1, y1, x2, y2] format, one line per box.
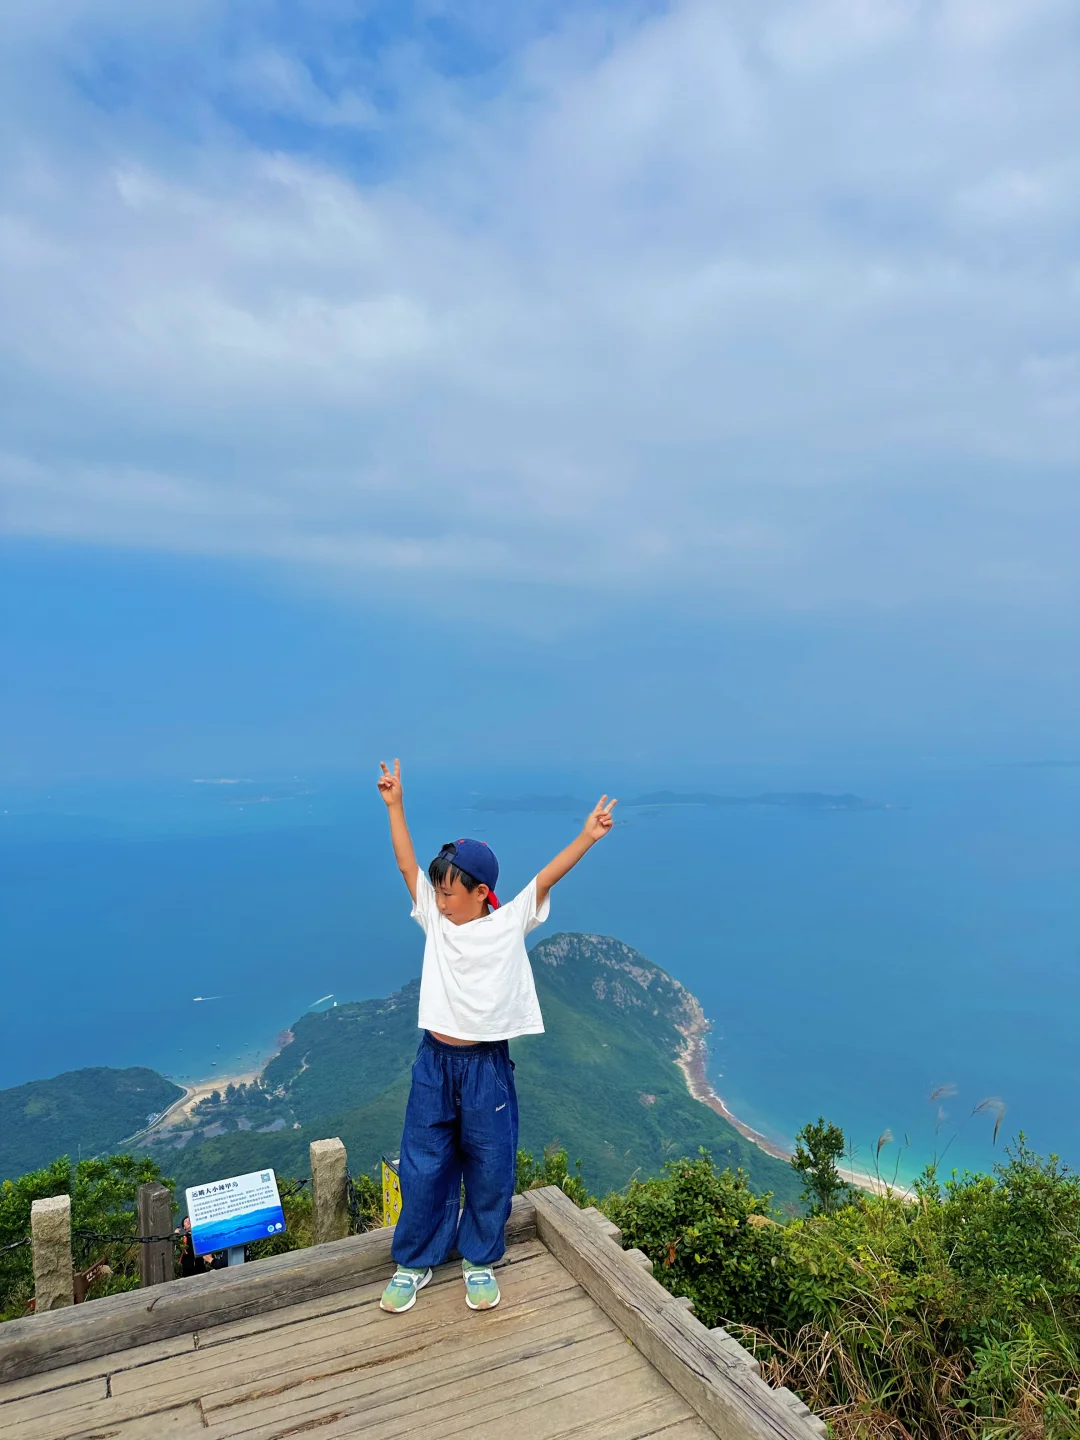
[1, 1154, 173, 1319]
[791, 1117, 857, 1216]
[244, 1181, 315, 1259]
[604, 1150, 789, 1328]
[601, 1137, 1080, 1439]
[516, 1145, 593, 1208]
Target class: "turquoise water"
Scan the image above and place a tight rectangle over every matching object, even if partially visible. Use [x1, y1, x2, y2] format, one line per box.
[2, 761, 1077, 1183]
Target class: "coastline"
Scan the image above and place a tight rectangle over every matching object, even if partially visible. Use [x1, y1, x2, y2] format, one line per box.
[129, 997, 908, 1195]
[120, 1064, 269, 1149]
[675, 1031, 791, 1162]
[676, 1028, 908, 1198]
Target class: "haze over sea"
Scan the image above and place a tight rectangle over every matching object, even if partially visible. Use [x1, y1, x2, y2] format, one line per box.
[3, 759, 1077, 1185]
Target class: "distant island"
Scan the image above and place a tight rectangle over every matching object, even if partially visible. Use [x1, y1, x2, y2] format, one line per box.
[471, 790, 891, 814]
[0, 935, 804, 1209]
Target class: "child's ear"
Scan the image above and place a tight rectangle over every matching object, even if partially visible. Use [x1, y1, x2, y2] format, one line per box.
[477, 884, 489, 902]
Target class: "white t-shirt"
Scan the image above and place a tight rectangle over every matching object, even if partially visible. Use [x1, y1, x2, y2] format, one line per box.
[411, 869, 548, 1040]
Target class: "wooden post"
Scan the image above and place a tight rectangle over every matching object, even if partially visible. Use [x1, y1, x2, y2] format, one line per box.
[310, 1138, 349, 1245]
[137, 1184, 173, 1288]
[31, 1196, 73, 1313]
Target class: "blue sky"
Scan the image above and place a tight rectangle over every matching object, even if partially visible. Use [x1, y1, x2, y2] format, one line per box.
[1, 0, 1078, 778]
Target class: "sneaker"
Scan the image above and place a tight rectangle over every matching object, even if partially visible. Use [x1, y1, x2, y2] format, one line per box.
[462, 1260, 500, 1310]
[380, 1265, 432, 1313]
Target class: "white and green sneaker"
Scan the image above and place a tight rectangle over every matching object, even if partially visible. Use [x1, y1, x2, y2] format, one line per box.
[462, 1260, 500, 1310]
[380, 1265, 432, 1313]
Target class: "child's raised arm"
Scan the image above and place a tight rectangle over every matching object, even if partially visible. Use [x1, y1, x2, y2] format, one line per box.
[535, 795, 617, 908]
[378, 759, 419, 902]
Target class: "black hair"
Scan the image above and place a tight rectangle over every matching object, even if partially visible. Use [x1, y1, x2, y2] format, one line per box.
[428, 843, 485, 893]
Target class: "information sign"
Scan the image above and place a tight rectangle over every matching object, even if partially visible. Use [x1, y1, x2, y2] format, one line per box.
[185, 1169, 286, 1257]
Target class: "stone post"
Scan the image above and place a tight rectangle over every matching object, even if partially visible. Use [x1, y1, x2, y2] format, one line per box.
[31, 1195, 74, 1312]
[310, 1138, 349, 1245]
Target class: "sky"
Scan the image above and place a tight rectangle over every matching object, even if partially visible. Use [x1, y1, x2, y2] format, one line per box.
[1, 0, 1078, 778]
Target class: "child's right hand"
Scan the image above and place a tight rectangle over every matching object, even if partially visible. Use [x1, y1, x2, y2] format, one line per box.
[378, 758, 404, 806]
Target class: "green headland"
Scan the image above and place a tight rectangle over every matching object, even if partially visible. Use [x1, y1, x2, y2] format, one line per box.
[0, 933, 802, 1209]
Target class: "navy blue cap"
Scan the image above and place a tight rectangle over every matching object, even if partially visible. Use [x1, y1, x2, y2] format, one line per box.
[438, 839, 500, 906]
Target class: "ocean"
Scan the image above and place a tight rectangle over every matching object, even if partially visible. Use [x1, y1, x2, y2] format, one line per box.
[2, 760, 1077, 1184]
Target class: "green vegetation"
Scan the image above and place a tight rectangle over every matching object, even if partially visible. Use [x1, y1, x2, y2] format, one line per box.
[791, 1117, 857, 1216]
[0, 1068, 183, 1182]
[0, 1157, 380, 1319]
[145, 932, 803, 1207]
[0, 1142, 575, 1320]
[516, 1145, 592, 1208]
[5, 1121, 1079, 1437]
[0, 1154, 172, 1320]
[606, 1150, 788, 1328]
[608, 1140, 1080, 1439]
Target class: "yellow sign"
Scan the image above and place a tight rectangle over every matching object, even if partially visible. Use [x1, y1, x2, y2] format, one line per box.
[381, 1156, 402, 1228]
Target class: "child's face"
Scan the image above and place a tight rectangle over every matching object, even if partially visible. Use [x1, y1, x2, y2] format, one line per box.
[434, 873, 489, 925]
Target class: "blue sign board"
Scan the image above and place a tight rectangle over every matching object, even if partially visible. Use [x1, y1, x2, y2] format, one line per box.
[185, 1168, 286, 1256]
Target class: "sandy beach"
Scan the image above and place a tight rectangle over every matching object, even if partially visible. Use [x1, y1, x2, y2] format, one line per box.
[119, 1065, 269, 1149]
[676, 1027, 909, 1198]
[172, 1070, 264, 1121]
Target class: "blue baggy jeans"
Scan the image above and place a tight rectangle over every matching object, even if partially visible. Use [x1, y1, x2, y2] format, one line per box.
[390, 1032, 519, 1270]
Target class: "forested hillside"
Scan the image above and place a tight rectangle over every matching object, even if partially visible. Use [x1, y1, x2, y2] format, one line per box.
[0, 1068, 182, 1182]
[146, 933, 803, 1207]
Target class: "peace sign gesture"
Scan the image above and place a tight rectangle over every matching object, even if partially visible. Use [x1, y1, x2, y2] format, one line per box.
[378, 758, 403, 808]
[583, 794, 617, 842]
[535, 790, 618, 906]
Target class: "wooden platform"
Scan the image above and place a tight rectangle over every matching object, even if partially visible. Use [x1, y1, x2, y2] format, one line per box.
[0, 1190, 825, 1440]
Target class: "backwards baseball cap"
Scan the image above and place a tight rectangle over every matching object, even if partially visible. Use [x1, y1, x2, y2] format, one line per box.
[436, 839, 500, 908]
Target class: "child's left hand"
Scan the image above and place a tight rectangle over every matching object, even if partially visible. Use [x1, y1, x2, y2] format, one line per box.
[583, 795, 617, 842]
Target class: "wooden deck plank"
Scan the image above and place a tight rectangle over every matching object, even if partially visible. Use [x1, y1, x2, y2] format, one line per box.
[64, 1401, 206, 1440]
[198, 1281, 595, 1413]
[371, 1343, 655, 1439]
[111, 1249, 576, 1403]
[0, 1242, 555, 1407]
[191, 1245, 565, 1365]
[542, 1394, 711, 1440]
[162, 1283, 597, 1423]
[20, 1280, 606, 1440]
[0, 1376, 107, 1429]
[203, 1298, 616, 1435]
[220, 1330, 634, 1440]
[650, 1421, 731, 1438]
[195, 1236, 549, 1351]
[0, 1333, 197, 1404]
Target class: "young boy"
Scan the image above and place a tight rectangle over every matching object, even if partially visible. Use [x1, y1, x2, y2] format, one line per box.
[376, 758, 616, 1314]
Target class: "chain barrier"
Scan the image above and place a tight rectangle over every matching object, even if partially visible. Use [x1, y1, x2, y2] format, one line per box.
[0, 1237, 32, 1254]
[73, 1229, 178, 1245]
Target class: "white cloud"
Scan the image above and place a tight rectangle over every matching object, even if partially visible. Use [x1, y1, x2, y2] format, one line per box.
[228, 48, 380, 129]
[0, 0, 1076, 615]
